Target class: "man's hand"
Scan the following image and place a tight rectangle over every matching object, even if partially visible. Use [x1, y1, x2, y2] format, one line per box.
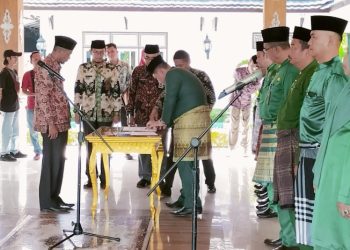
[74, 113, 80, 124]
[149, 107, 159, 121]
[48, 124, 58, 139]
[146, 119, 166, 130]
[337, 202, 350, 219]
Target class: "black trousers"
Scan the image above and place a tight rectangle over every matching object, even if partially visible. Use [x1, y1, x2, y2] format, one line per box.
[83, 120, 112, 184]
[160, 128, 216, 189]
[39, 131, 68, 209]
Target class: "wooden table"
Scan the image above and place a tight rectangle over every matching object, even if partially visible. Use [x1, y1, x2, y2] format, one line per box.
[85, 126, 163, 220]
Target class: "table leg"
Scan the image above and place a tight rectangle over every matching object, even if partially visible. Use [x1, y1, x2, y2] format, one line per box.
[102, 153, 110, 200]
[89, 147, 98, 218]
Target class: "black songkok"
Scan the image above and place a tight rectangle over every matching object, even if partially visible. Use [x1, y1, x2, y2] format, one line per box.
[91, 40, 106, 49]
[144, 44, 160, 54]
[261, 26, 290, 43]
[54, 36, 77, 50]
[256, 41, 264, 52]
[293, 26, 311, 42]
[311, 15, 348, 37]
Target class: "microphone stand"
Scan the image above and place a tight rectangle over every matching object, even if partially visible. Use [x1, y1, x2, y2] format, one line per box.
[41, 71, 120, 249]
[147, 88, 245, 250]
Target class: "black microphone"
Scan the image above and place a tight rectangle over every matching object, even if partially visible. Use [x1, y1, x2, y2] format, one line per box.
[218, 69, 262, 99]
[37, 60, 65, 81]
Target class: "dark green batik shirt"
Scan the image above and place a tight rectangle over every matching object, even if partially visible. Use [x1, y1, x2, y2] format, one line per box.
[161, 68, 207, 127]
[299, 56, 346, 144]
[257, 63, 279, 120]
[277, 60, 318, 130]
[259, 59, 299, 124]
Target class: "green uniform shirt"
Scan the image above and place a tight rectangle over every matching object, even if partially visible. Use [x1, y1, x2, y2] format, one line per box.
[259, 59, 299, 124]
[277, 60, 318, 130]
[162, 68, 207, 127]
[299, 56, 345, 143]
[257, 63, 279, 119]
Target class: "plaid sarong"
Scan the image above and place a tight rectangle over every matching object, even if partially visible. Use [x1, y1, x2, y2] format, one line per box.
[295, 145, 318, 246]
[173, 105, 211, 161]
[252, 124, 277, 183]
[273, 129, 299, 208]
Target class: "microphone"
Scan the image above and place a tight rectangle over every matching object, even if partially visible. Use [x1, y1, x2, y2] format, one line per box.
[37, 60, 65, 81]
[218, 69, 262, 99]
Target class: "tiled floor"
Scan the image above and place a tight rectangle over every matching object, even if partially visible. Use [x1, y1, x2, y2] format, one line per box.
[0, 106, 279, 249]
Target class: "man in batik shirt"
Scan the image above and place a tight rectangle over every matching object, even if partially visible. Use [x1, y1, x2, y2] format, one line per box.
[35, 36, 77, 212]
[126, 44, 164, 188]
[74, 40, 123, 189]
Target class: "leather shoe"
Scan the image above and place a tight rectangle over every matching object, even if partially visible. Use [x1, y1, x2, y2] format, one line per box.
[257, 196, 269, 204]
[40, 206, 70, 213]
[136, 179, 151, 188]
[256, 203, 268, 210]
[57, 197, 75, 208]
[100, 182, 106, 189]
[273, 245, 299, 250]
[165, 200, 183, 209]
[171, 207, 202, 216]
[257, 208, 277, 218]
[207, 185, 216, 193]
[264, 238, 282, 247]
[83, 181, 92, 189]
[159, 182, 172, 197]
[254, 183, 263, 189]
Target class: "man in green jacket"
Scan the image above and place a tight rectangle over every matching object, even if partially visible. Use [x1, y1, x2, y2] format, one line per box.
[301, 15, 348, 250]
[254, 26, 300, 249]
[275, 26, 318, 250]
[146, 55, 211, 216]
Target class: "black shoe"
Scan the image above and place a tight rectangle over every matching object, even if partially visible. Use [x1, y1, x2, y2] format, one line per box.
[256, 206, 270, 215]
[256, 203, 268, 210]
[257, 196, 269, 204]
[165, 200, 183, 209]
[171, 207, 202, 216]
[273, 245, 299, 250]
[40, 206, 70, 213]
[100, 182, 106, 189]
[136, 179, 151, 188]
[257, 209, 277, 218]
[57, 197, 75, 208]
[254, 186, 267, 194]
[83, 181, 92, 189]
[207, 185, 216, 193]
[159, 182, 171, 197]
[125, 154, 133, 160]
[256, 190, 268, 198]
[0, 154, 17, 162]
[264, 238, 282, 247]
[10, 151, 27, 158]
[254, 183, 263, 189]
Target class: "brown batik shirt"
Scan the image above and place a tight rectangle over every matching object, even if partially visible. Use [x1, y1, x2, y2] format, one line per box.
[126, 65, 163, 126]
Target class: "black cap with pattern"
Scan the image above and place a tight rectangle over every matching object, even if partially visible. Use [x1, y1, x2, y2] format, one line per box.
[144, 44, 160, 54]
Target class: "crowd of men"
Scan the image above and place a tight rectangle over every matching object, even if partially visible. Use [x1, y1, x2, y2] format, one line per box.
[0, 13, 349, 249]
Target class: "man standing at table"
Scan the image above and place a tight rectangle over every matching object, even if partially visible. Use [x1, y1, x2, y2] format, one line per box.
[34, 36, 76, 212]
[147, 55, 211, 216]
[126, 44, 164, 188]
[74, 40, 123, 189]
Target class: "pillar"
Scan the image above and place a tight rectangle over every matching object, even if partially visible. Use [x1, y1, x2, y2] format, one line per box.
[0, 0, 23, 73]
[263, 0, 286, 28]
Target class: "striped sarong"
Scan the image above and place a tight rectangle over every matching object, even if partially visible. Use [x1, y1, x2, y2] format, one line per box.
[294, 144, 319, 246]
[173, 105, 211, 161]
[252, 124, 277, 183]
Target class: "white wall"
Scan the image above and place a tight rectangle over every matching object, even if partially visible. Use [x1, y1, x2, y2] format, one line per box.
[23, 9, 350, 107]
